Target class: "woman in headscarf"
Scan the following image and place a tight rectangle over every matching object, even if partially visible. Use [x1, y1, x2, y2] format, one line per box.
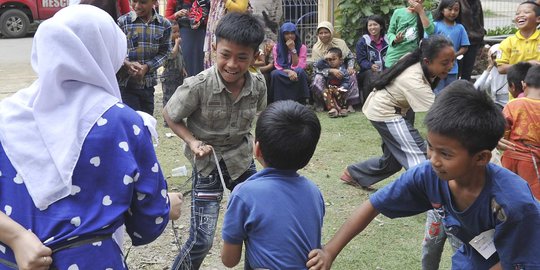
[270, 22, 310, 104]
[0, 5, 181, 269]
[311, 21, 360, 112]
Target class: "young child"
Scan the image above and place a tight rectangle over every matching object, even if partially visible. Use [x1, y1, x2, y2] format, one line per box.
[385, 0, 435, 68]
[432, 0, 470, 94]
[500, 65, 540, 199]
[474, 44, 509, 109]
[161, 20, 187, 121]
[253, 38, 276, 102]
[314, 47, 351, 118]
[307, 81, 540, 270]
[116, 0, 172, 115]
[507, 61, 533, 98]
[221, 100, 324, 269]
[163, 12, 266, 270]
[496, 1, 540, 74]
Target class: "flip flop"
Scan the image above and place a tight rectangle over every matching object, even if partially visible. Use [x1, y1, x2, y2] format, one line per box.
[340, 169, 377, 191]
[328, 109, 339, 118]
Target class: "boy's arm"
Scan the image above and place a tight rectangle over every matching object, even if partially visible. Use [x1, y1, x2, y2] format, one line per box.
[0, 212, 53, 270]
[163, 110, 212, 158]
[221, 242, 243, 267]
[307, 200, 379, 270]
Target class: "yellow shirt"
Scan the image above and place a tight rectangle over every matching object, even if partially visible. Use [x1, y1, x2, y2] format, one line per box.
[496, 29, 540, 66]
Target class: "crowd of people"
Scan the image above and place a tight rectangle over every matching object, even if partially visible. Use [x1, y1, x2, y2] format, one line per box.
[0, 0, 539, 269]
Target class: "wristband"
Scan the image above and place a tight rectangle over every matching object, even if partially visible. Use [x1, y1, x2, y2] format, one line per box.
[291, 49, 297, 54]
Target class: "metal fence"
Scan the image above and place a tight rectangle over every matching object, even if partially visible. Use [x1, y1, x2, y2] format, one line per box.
[482, 0, 522, 30]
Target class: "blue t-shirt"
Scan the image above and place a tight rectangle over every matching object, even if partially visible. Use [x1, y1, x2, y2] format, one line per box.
[370, 161, 540, 269]
[433, 21, 470, 74]
[0, 104, 170, 269]
[222, 168, 325, 270]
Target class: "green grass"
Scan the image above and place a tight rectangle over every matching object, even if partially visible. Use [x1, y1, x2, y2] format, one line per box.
[153, 98, 454, 269]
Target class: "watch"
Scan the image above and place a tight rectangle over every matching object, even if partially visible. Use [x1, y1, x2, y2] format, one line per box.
[291, 49, 297, 54]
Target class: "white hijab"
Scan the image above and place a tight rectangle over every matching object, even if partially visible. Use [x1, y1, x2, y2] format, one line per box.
[0, 5, 127, 210]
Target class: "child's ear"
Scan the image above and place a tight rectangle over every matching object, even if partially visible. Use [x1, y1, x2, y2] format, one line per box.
[475, 150, 492, 166]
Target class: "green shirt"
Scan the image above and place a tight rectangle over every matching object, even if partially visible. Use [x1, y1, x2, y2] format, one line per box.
[165, 66, 267, 179]
[385, 8, 434, 68]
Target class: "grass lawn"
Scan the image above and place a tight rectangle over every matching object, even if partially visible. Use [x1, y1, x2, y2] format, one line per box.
[154, 103, 454, 269]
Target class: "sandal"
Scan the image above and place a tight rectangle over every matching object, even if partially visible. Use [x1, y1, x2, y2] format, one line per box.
[328, 108, 339, 118]
[340, 169, 377, 191]
[339, 109, 348, 117]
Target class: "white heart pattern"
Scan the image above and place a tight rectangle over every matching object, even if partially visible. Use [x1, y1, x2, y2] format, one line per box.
[13, 174, 23, 184]
[133, 172, 140, 182]
[133, 125, 141, 136]
[0, 170, 2, 177]
[118, 141, 129, 152]
[70, 216, 81, 227]
[96, 117, 108, 126]
[161, 189, 167, 198]
[123, 175, 134, 185]
[116, 103, 125, 108]
[155, 217, 164, 225]
[68, 265, 79, 270]
[92, 241, 102, 246]
[133, 232, 142, 238]
[151, 163, 159, 173]
[89, 156, 101, 167]
[137, 192, 146, 201]
[0, 244, 5, 254]
[4, 205, 12, 216]
[71, 185, 81, 196]
[102, 195, 112, 206]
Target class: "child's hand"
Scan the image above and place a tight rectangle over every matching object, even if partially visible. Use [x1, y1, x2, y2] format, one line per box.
[371, 64, 381, 72]
[347, 67, 355, 76]
[168, 192, 183, 220]
[394, 32, 404, 44]
[133, 64, 149, 80]
[286, 39, 296, 51]
[287, 70, 298, 81]
[330, 69, 344, 79]
[497, 138, 516, 151]
[124, 60, 141, 77]
[189, 140, 214, 158]
[175, 37, 181, 47]
[407, 0, 424, 13]
[174, 9, 188, 18]
[306, 249, 333, 270]
[11, 230, 53, 270]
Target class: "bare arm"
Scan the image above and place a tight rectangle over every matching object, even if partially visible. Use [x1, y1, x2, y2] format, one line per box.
[0, 212, 53, 270]
[163, 109, 213, 158]
[456, 47, 468, 57]
[306, 200, 380, 270]
[497, 64, 511, 74]
[221, 242, 243, 267]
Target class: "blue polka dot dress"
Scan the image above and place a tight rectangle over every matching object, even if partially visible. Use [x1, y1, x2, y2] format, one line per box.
[0, 103, 170, 269]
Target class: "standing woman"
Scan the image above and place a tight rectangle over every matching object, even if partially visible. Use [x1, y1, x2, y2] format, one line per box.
[203, 0, 250, 69]
[311, 21, 359, 111]
[166, 0, 209, 76]
[270, 22, 310, 104]
[355, 15, 389, 104]
[341, 35, 455, 189]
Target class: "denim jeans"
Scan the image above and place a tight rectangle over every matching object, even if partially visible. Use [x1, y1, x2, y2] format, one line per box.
[171, 159, 256, 270]
[421, 209, 463, 270]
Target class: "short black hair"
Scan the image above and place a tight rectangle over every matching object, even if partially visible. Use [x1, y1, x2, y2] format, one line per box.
[520, 1, 540, 16]
[255, 100, 321, 170]
[524, 65, 540, 88]
[507, 62, 532, 93]
[327, 47, 343, 58]
[424, 80, 505, 154]
[215, 12, 265, 52]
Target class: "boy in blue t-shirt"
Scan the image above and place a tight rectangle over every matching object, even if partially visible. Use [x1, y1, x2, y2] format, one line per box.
[221, 100, 325, 269]
[307, 81, 540, 270]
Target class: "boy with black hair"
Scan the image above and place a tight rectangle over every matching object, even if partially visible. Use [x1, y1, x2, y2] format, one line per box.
[507, 61, 532, 98]
[221, 100, 325, 269]
[500, 65, 540, 199]
[307, 80, 540, 270]
[163, 12, 266, 270]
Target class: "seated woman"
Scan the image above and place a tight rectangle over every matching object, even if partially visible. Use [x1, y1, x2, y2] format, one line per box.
[270, 22, 310, 104]
[356, 15, 389, 104]
[311, 21, 359, 112]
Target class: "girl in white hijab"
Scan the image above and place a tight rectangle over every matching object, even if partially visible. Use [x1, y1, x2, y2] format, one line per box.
[0, 5, 181, 269]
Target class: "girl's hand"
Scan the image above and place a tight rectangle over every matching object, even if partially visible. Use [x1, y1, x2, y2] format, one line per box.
[330, 69, 344, 79]
[11, 231, 53, 270]
[286, 39, 296, 51]
[175, 9, 188, 18]
[287, 70, 298, 81]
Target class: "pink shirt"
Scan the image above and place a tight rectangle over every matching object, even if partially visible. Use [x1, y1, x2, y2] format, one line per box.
[272, 44, 308, 70]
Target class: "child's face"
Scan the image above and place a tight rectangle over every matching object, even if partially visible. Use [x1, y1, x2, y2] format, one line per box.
[264, 40, 275, 53]
[514, 3, 540, 31]
[424, 46, 455, 79]
[284, 31, 296, 42]
[367, 20, 381, 37]
[215, 39, 258, 87]
[427, 132, 478, 182]
[442, 2, 460, 22]
[131, 0, 156, 20]
[325, 52, 342, 69]
[171, 25, 180, 40]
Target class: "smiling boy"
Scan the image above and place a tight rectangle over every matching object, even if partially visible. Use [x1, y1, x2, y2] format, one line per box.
[163, 12, 266, 270]
[307, 81, 540, 270]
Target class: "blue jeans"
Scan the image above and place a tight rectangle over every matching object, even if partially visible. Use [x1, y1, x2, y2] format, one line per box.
[421, 209, 463, 270]
[171, 160, 256, 270]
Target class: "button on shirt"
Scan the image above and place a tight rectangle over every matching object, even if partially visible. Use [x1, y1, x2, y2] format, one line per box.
[165, 66, 267, 180]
